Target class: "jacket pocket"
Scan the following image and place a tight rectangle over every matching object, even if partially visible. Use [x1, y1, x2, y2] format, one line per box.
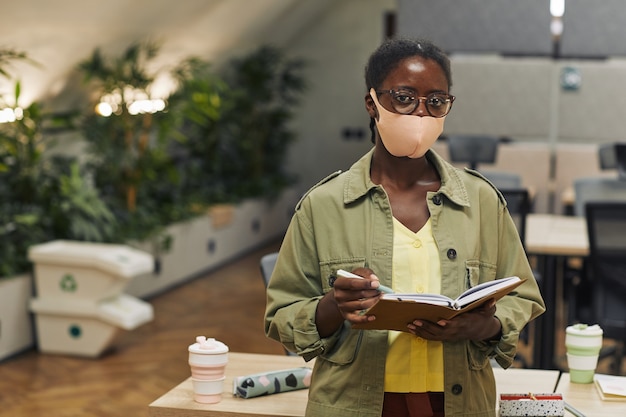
[464, 260, 499, 370]
[466, 340, 490, 370]
[320, 328, 363, 365]
[319, 258, 367, 293]
[464, 259, 498, 288]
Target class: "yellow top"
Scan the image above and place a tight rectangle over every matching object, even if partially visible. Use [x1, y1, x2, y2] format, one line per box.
[384, 218, 444, 392]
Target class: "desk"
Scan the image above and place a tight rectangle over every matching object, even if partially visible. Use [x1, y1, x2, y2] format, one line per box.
[525, 214, 588, 370]
[149, 352, 560, 417]
[525, 214, 588, 257]
[555, 373, 625, 416]
[150, 352, 309, 417]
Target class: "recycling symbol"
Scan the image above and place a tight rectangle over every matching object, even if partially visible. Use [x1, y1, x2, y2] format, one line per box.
[60, 274, 78, 292]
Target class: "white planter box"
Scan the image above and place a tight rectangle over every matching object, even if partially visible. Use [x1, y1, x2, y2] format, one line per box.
[0, 274, 34, 361]
[125, 188, 299, 298]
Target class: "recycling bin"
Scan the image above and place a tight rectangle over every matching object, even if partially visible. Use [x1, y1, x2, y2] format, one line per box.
[28, 240, 154, 301]
[28, 240, 155, 357]
[30, 294, 153, 357]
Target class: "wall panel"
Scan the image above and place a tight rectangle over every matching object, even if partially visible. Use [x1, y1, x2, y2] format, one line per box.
[557, 60, 626, 141]
[444, 56, 553, 138]
[561, 0, 626, 58]
[397, 0, 552, 56]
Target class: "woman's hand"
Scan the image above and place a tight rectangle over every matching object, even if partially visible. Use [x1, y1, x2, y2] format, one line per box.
[315, 268, 384, 337]
[332, 268, 384, 323]
[406, 300, 502, 342]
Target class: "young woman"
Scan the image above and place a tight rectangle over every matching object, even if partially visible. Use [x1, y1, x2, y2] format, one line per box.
[265, 37, 545, 417]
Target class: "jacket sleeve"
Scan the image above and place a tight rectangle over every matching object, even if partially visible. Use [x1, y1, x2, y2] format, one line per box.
[263, 197, 345, 362]
[474, 197, 546, 368]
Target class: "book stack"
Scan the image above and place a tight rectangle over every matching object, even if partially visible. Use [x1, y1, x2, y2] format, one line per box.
[594, 374, 626, 401]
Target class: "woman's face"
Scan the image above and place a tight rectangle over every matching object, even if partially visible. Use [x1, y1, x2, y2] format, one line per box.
[366, 56, 450, 118]
[366, 56, 451, 158]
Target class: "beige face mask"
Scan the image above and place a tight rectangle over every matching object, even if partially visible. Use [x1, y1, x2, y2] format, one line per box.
[370, 88, 445, 158]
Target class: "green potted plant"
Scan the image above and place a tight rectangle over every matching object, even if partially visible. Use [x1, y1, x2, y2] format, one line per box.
[159, 46, 307, 227]
[0, 47, 116, 359]
[218, 45, 307, 201]
[0, 84, 113, 276]
[78, 42, 189, 244]
[74, 43, 307, 297]
[158, 57, 230, 211]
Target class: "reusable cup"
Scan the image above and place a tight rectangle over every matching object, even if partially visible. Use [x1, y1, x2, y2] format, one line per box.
[191, 376, 226, 404]
[565, 323, 603, 384]
[188, 336, 229, 403]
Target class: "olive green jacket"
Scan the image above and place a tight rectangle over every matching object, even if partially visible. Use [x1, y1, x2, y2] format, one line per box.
[264, 148, 545, 417]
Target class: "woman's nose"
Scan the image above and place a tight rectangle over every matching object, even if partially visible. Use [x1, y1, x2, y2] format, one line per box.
[412, 98, 428, 116]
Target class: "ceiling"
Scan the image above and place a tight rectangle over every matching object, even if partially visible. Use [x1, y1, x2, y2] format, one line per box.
[0, 0, 334, 106]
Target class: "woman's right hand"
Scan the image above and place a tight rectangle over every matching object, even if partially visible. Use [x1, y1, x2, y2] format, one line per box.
[332, 268, 384, 323]
[315, 268, 384, 337]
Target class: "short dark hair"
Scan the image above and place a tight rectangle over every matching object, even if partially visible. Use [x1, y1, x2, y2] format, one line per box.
[364, 37, 452, 91]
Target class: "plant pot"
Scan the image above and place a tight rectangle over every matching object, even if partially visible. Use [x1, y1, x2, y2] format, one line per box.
[0, 274, 35, 361]
[125, 187, 299, 299]
[208, 204, 236, 229]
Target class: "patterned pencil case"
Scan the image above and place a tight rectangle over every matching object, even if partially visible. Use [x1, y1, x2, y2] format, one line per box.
[233, 367, 313, 399]
[499, 393, 564, 416]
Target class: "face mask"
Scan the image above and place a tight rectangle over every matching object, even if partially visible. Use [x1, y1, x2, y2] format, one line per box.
[370, 88, 445, 158]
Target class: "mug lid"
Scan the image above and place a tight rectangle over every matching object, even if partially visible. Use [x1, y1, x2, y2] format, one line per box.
[566, 323, 603, 336]
[188, 336, 229, 354]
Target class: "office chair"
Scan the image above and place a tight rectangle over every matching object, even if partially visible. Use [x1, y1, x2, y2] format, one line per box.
[585, 201, 626, 374]
[566, 177, 626, 326]
[599, 142, 626, 180]
[616, 142, 626, 180]
[483, 171, 523, 190]
[598, 143, 617, 170]
[260, 252, 279, 288]
[573, 177, 626, 217]
[259, 251, 297, 356]
[447, 135, 499, 170]
[499, 188, 531, 249]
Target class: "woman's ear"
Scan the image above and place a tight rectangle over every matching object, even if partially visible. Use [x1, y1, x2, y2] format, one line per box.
[365, 92, 377, 119]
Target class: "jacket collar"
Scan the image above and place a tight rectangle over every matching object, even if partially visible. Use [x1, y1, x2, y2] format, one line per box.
[344, 147, 471, 208]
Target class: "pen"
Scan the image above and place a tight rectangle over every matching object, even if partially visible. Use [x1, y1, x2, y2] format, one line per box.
[564, 401, 586, 417]
[336, 269, 395, 294]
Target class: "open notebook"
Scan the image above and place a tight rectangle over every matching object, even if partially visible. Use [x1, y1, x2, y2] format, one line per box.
[352, 276, 525, 332]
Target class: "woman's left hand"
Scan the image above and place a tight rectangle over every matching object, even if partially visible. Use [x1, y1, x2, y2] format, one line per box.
[406, 300, 502, 342]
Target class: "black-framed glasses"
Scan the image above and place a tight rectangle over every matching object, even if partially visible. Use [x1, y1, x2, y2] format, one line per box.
[375, 89, 455, 118]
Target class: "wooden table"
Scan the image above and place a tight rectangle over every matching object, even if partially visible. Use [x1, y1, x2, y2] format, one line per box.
[525, 214, 588, 257]
[150, 352, 309, 417]
[525, 214, 588, 370]
[149, 352, 560, 417]
[555, 373, 626, 416]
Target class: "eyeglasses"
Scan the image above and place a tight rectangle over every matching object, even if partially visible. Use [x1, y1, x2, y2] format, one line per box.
[375, 89, 455, 118]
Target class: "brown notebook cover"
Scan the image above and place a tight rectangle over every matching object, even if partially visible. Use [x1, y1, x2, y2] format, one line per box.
[352, 277, 526, 332]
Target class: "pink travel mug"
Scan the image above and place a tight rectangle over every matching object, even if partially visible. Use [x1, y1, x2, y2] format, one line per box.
[188, 336, 229, 403]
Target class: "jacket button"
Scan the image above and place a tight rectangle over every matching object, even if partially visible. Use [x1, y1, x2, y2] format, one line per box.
[451, 384, 463, 395]
[447, 249, 457, 259]
[328, 274, 337, 287]
[432, 194, 442, 205]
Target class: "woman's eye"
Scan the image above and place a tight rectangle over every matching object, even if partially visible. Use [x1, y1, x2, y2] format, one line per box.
[394, 93, 414, 104]
[428, 96, 445, 107]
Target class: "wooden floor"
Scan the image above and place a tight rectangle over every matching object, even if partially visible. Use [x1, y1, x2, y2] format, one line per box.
[0, 240, 622, 416]
[0, 240, 285, 417]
